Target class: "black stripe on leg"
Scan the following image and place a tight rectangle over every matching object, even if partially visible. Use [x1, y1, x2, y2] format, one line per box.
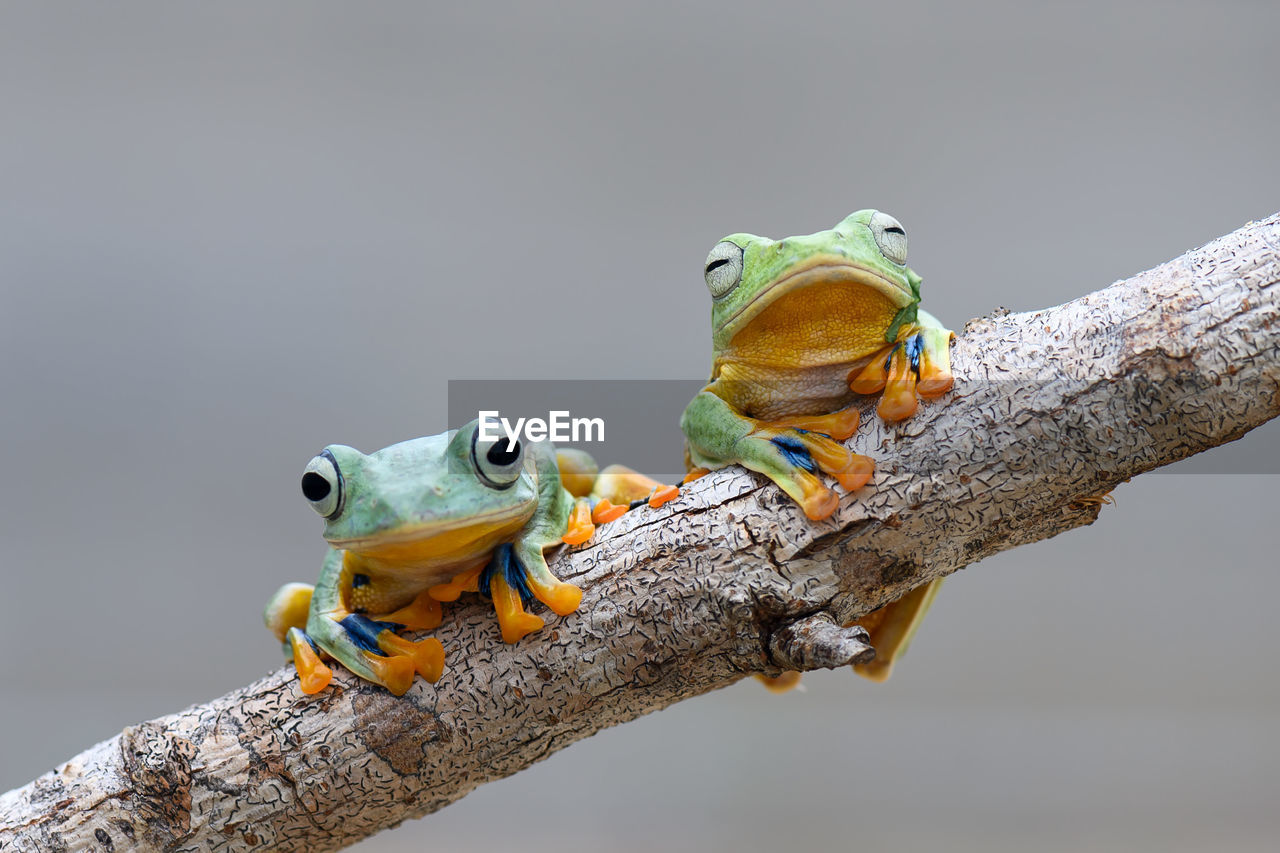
[339, 614, 402, 656]
[770, 434, 817, 473]
[479, 543, 537, 607]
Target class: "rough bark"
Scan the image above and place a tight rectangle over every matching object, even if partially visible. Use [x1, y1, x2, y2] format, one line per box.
[3, 213, 1278, 853]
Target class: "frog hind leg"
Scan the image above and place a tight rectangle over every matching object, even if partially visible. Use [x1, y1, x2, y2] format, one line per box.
[562, 465, 680, 543]
[264, 582, 314, 645]
[851, 578, 943, 682]
[593, 464, 680, 516]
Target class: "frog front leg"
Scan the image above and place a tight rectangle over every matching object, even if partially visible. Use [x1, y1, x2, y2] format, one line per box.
[681, 390, 874, 521]
[851, 308, 955, 422]
[301, 549, 446, 696]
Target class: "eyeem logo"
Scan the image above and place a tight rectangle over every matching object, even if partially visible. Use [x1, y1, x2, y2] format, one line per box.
[478, 410, 605, 444]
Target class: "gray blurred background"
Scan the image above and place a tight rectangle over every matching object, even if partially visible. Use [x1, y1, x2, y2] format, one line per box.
[2, 2, 1277, 850]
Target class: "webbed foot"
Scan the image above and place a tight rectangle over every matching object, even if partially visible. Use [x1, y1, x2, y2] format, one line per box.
[561, 497, 596, 545]
[740, 426, 874, 520]
[481, 542, 581, 643]
[850, 315, 954, 422]
[332, 613, 445, 694]
[286, 627, 334, 694]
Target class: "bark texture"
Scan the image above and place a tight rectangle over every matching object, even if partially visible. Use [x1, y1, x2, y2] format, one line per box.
[3, 213, 1278, 852]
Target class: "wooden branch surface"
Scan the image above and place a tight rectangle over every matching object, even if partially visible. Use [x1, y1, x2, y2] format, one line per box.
[3, 213, 1278, 852]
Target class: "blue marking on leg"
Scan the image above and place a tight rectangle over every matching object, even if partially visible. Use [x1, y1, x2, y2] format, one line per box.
[770, 435, 817, 473]
[301, 629, 321, 655]
[906, 333, 923, 374]
[479, 543, 536, 607]
[883, 344, 899, 372]
[339, 614, 402, 656]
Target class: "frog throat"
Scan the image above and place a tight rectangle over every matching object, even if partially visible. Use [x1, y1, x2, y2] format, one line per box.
[717, 255, 915, 341]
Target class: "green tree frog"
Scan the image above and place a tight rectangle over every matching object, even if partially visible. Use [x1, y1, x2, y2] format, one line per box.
[680, 209, 954, 683]
[265, 419, 676, 696]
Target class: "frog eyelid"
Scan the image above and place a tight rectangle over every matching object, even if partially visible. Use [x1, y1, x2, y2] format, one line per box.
[869, 212, 909, 265]
[704, 241, 744, 298]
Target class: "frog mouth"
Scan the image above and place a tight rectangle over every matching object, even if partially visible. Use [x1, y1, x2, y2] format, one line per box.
[718, 255, 913, 339]
[327, 503, 535, 561]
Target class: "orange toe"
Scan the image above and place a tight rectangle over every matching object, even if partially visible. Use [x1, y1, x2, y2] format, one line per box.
[291, 636, 334, 695]
[561, 499, 596, 545]
[365, 652, 416, 696]
[648, 483, 679, 508]
[833, 454, 875, 491]
[591, 499, 627, 524]
[755, 671, 804, 693]
[801, 487, 840, 521]
[877, 386, 919, 422]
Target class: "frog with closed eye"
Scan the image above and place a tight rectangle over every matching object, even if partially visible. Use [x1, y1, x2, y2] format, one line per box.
[264, 418, 677, 695]
[681, 210, 954, 682]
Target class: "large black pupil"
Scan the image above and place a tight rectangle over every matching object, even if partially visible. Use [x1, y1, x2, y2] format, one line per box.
[487, 439, 521, 467]
[706, 258, 730, 273]
[301, 471, 331, 501]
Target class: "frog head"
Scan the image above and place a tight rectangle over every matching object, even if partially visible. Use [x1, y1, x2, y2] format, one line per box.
[299, 420, 539, 571]
[703, 210, 923, 372]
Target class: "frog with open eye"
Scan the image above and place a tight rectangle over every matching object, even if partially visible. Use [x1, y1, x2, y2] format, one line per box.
[264, 418, 677, 696]
[680, 210, 955, 683]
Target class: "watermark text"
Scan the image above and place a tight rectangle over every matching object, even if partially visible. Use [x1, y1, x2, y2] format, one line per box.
[478, 410, 605, 444]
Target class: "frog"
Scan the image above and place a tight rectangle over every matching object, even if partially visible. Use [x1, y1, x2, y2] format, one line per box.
[264, 418, 677, 696]
[680, 209, 954, 683]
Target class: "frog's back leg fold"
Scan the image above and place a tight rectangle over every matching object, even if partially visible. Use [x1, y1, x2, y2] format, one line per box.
[264, 582, 314, 644]
[851, 577, 943, 682]
[556, 448, 599, 498]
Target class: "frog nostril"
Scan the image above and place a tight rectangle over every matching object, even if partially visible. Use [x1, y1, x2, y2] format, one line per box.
[301, 472, 331, 502]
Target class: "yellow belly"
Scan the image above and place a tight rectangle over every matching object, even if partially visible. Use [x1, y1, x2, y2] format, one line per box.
[714, 281, 898, 419]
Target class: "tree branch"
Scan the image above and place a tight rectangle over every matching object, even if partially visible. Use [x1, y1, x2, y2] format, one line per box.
[3, 213, 1278, 852]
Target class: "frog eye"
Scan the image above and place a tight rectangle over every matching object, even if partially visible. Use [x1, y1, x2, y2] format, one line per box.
[869, 212, 908, 265]
[704, 241, 744, 299]
[301, 450, 343, 518]
[471, 428, 525, 489]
